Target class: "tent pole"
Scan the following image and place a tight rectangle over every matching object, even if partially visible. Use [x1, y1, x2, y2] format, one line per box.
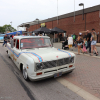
[54, 33, 55, 43]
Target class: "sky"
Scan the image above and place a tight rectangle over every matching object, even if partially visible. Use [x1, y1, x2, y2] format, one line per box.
[0, 0, 100, 31]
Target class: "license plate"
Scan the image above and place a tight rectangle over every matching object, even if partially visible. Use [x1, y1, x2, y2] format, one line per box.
[54, 72, 62, 78]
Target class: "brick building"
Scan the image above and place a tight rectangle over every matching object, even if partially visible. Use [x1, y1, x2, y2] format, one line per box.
[18, 5, 100, 42]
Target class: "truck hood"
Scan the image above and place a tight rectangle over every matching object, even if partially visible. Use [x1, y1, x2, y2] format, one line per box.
[22, 47, 75, 62]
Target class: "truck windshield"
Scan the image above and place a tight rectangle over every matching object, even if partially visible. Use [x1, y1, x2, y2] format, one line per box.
[20, 38, 52, 49]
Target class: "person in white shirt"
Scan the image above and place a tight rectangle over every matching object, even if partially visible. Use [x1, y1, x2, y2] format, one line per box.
[68, 35, 73, 49]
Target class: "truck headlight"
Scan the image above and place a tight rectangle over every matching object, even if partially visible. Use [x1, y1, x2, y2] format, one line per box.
[36, 63, 43, 71]
[69, 57, 74, 63]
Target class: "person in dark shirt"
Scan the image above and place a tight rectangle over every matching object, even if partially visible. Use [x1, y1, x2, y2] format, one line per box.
[86, 30, 91, 53]
[2, 35, 8, 47]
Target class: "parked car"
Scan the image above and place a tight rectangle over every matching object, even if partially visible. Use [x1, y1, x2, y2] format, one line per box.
[6, 36, 75, 81]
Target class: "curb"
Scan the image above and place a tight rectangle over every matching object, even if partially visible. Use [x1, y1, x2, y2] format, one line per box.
[96, 45, 100, 47]
[56, 78, 100, 100]
[70, 50, 100, 59]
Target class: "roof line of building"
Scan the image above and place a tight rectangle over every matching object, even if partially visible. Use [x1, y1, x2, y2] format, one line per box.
[18, 4, 100, 27]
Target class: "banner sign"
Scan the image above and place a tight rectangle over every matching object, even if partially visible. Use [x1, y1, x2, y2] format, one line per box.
[41, 23, 45, 27]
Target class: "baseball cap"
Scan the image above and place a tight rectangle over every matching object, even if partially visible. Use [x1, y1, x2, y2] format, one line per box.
[79, 33, 82, 35]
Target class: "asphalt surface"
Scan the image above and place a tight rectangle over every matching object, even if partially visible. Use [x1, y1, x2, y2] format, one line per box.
[0, 43, 85, 100]
[0, 47, 31, 100]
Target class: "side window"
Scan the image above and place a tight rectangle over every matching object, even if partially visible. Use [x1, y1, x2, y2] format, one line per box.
[16, 39, 19, 49]
[14, 39, 16, 47]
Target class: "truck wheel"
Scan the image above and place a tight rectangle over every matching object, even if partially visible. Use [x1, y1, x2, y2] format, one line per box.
[6, 50, 10, 58]
[22, 67, 30, 81]
[8, 54, 10, 58]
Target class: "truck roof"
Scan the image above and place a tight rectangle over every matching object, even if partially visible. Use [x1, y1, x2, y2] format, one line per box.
[13, 36, 50, 39]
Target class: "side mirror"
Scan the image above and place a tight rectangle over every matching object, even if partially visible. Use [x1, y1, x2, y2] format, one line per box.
[11, 40, 14, 48]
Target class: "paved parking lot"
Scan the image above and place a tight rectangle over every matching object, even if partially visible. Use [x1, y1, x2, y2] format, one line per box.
[54, 42, 100, 99]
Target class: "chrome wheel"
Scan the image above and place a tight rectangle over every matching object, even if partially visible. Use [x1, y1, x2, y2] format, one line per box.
[22, 67, 29, 81]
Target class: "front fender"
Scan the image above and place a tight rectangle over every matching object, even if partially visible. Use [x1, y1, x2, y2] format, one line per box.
[25, 57, 35, 76]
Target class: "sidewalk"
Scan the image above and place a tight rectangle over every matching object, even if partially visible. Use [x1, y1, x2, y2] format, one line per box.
[54, 42, 100, 99]
[69, 46, 100, 57]
[54, 42, 100, 57]
[60, 41, 100, 47]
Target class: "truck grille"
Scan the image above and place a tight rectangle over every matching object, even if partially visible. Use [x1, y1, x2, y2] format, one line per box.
[43, 60, 56, 68]
[36, 57, 74, 71]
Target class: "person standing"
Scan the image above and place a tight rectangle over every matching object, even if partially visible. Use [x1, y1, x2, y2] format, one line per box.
[68, 34, 73, 49]
[76, 33, 83, 55]
[92, 29, 98, 54]
[72, 33, 76, 46]
[86, 30, 91, 53]
[90, 31, 98, 56]
[2, 35, 8, 47]
[83, 38, 88, 53]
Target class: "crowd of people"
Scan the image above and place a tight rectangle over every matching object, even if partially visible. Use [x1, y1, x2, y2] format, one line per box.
[62, 29, 98, 56]
[73, 29, 98, 56]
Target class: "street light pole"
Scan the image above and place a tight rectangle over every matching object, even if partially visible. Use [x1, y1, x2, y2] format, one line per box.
[79, 3, 84, 20]
[57, 0, 58, 25]
[74, 0, 75, 22]
[79, 3, 86, 30]
[36, 18, 39, 28]
[83, 4, 84, 20]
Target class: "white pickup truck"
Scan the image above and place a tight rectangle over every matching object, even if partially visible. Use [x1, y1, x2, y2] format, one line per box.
[6, 36, 75, 81]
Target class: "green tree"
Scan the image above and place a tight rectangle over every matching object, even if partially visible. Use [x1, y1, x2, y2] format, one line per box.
[0, 26, 5, 33]
[3, 24, 17, 33]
